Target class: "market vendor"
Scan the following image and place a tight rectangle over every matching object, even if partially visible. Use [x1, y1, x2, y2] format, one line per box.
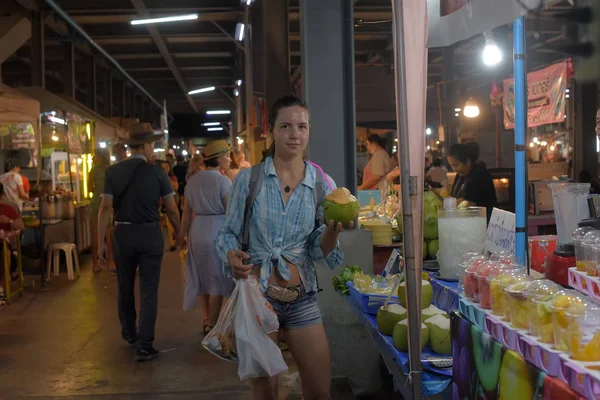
[358, 134, 392, 191]
[0, 159, 29, 211]
[447, 142, 496, 221]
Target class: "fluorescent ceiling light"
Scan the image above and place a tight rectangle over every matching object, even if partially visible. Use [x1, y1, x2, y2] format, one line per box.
[131, 14, 198, 26]
[202, 122, 220, 126]
[236, 79, 242, 86]
[154, 148, 165, 153]
[235, 23, 245, 41]
[188, 86, 215, 95]
[206, 110, 231, 115]
[242, 0, 254, 5]
[207, 127, 224, 131]
[48, 116, 66, 125]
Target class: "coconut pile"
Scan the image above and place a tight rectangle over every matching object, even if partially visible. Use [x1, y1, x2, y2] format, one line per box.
[376, 279, 451, 355]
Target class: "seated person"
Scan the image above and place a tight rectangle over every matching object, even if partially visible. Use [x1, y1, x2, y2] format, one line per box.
[0, 183, 25, 305]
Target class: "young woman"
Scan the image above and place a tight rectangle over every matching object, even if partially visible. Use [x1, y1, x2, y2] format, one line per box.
[448, 142, 496, 221]
[179, 140, 233, 334]
[216, 94, 350, 400]
[358, 134, 392, 191]
[89, 150, 115, 273]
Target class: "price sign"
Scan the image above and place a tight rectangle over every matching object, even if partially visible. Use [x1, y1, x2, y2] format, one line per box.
[383, 248, 403, 277]
[485, 208, 516, 254]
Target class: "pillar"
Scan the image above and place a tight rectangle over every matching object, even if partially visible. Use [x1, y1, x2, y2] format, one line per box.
[121, 83, 127, 116]
[575, 81, 598, 180]
[441, 47, 455, 149]
[255, 0, 290, 108]
[87, 57, 97, 111]
[301, 0, 376, 393]
[301, 0, 356, 190]
[62, 42, 75, 98]
[31, 12, 44, 88]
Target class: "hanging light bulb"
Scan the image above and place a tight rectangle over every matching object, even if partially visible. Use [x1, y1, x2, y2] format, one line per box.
[482, 38, 502, 66]
[463, 98, 480, 118]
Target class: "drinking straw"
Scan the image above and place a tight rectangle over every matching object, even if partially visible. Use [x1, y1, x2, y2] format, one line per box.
[306, 160, 334, 191]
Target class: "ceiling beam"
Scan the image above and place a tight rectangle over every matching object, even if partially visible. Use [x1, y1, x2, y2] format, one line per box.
[130, 0, 198, 113]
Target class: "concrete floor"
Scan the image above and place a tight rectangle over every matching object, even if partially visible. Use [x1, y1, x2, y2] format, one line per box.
[0, 252, 308, 400]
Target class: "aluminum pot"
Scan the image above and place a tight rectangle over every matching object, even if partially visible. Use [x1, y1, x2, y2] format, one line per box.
[55, 195, 75, 219]
[41, 195, 58, 220]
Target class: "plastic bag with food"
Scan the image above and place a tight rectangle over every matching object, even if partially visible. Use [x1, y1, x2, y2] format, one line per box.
[235, 277, 287, 380]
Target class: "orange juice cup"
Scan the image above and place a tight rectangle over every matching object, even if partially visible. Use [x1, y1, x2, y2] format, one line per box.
[524, 279, 560, 338]
[550, 289, 587, 352]
[506, 281, 533, 330]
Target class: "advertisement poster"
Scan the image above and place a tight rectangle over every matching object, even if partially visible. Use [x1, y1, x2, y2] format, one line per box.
[503, 62, 568, 129]
[0, 123, 36, 148]
[451, 314, 584, 399]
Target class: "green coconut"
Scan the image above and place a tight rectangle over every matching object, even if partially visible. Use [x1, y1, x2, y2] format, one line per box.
[397, 280, 433, 309]
[424, 313, 452, 355]
[428, 239, 439, 259]
[376, 304, 407, 335]
[392, 319, 429, 352]
[423, 213, 439, 240]
[422, 304, 446, 320]
[323, 187, 360, 228]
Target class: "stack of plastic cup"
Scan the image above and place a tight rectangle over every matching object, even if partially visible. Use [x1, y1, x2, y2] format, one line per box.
[573, 226, 594, 272]
[524, 279, 560, 341]
[582, 230, 600, 276]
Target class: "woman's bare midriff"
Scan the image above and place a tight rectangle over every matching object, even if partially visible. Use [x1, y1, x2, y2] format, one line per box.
[252, 259, 302, 287]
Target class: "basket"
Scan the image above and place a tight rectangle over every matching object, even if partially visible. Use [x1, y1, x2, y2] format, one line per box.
[347, 281, 399, 315]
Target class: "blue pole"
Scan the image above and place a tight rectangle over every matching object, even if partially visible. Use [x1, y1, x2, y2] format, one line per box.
[513, 16, 527, 268]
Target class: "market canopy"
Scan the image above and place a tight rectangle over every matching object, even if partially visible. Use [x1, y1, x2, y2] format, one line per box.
[0, 83, 40, 125]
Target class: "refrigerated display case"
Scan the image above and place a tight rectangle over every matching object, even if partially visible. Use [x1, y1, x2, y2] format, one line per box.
[50, 152, 82, 202]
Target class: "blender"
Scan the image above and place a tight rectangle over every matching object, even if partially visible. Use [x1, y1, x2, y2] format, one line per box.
[546, 183, 590, 286]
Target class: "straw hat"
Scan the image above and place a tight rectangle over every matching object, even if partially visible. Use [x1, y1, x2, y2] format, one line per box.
[202, 139, 230, 160]
[124, 123, 163, 145]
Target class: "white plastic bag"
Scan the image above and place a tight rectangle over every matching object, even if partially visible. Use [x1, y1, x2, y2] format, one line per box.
[201, 281, 240, 361]
[235, 277, 288, 380]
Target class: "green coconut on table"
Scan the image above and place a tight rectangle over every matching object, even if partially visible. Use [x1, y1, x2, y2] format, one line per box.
[393, 319, 429, 352]
[425, 313, 452, 355]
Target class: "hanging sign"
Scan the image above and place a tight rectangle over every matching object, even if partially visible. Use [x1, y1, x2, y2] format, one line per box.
[382, 248, 403, 277]
[485, 208, 516, 254]
[503, 62, 568, 129]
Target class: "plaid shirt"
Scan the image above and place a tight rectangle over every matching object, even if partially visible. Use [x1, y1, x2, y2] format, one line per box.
[215, 157, 344, 293]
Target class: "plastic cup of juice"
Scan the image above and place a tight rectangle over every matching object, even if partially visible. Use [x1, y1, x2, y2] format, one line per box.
[479, 264, 511, 309]
[458, 253, 485, 294]
[550, 289, 587, 352]
[463, 257, 487, 300]
[501, 273, 532, 321]
[566, 303, 600, 361]
[582, 230, 600, 275]
[473, 261, 497, 304]
[489, 269, 526, 317]
[524, 279, 560, 338]
[506, 281, 534, 330]
[573, 226, 594, 272]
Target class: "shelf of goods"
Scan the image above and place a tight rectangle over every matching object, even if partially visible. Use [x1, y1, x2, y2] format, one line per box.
[459, 294, 600, 399]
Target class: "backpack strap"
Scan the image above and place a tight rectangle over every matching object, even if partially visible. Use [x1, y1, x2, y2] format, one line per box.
[313, 170, 324, 229]
[241, 163, 264, 252]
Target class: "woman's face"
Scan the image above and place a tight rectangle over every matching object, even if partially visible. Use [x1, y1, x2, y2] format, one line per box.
[447, 155, 469, 176]
[366, 141, 374, 154]
[271, 105, 310, 159]
[218, 153, 231, 171]
[161, 162, 171, 175]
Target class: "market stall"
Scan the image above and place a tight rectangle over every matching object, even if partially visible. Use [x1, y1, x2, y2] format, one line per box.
[16, 87, 105, 254]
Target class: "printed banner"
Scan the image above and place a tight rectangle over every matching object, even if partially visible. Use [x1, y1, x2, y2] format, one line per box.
[0, 123, 36, 148]
[503, 62, 568, 129]
[451, 313, 584, 400]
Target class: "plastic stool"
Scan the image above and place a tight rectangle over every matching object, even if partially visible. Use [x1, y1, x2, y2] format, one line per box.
[47, 243, 80, 280]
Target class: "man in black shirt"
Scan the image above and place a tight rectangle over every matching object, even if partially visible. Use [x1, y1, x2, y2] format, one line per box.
[98, 123, 181, 361]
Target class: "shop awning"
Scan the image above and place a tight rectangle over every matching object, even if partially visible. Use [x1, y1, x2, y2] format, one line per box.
[17, 87, 127, 142]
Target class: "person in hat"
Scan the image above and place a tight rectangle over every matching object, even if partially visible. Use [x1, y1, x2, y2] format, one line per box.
[177, 139, 233, 334]
[112, 143, 128, 163]
[97, 122, 181, 362]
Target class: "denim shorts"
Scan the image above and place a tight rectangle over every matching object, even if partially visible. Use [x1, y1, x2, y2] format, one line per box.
[265, 284, 322, 331]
